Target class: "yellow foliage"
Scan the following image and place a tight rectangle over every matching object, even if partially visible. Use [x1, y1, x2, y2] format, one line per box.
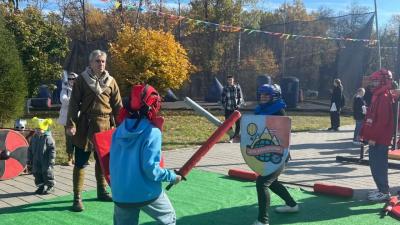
[109, 26, 194, 95]
[86, 9, 108, 40]
[241, 48, 279, 77]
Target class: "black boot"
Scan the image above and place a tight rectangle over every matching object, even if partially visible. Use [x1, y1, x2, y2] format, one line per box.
[35, 185, 45, 195]
[72, 167, 85, 212]
[95, 160, 112, 201]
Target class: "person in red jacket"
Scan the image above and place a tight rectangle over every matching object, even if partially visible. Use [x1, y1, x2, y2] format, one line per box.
[360, 69, 396, 202]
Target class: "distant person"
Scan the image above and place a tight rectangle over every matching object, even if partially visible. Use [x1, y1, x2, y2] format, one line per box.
[66, 50, 122, 212]
[27, 117, 56, 195]
[352, 88, 366, 145]
[328, 79, 344, 131]
[57, 72, 78, 166]
[361, 69, 396, 202]
[52, 79, 63, 105]
[110, 84, 182, 225]
[37, 84, 52, 99]
[252, 84, 299, 225]
[221, 75, 242, 142]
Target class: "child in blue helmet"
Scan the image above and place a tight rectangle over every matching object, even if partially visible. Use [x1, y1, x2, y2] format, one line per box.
[252, 84, 299, 225]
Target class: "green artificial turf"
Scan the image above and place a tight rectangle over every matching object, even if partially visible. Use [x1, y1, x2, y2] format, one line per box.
[0, 169, 397, 225]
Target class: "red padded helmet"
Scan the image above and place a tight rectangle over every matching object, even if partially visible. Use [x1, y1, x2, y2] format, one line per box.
[129, 84, 161, 120]
[369, 69, 392, 84]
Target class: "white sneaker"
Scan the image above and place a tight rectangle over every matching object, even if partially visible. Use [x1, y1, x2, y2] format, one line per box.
[252, 221, 268, 225]
[275, 204, 299, 213]
[367, 192, 390, 201]
[352, 141, 362, 145]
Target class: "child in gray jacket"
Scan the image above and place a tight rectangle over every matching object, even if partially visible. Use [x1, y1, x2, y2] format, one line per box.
[27, 117, 56, 195]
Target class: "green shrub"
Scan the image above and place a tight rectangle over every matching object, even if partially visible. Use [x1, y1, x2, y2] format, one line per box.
[0, 14, 27, 124]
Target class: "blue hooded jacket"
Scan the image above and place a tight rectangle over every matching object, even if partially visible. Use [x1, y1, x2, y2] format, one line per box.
[110, 118, 176, 204]
[254, 99, 286, 115]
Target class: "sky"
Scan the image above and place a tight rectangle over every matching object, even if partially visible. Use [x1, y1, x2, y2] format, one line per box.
[26, 0, 397, 26]
[266, 0, 396, 26]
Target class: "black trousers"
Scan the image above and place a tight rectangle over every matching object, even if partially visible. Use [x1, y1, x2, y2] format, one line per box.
[224, 109, 240, 138]
[74, 145, 99, 168]
[330, 111, 341, 129]
[256, 166, 297, 224]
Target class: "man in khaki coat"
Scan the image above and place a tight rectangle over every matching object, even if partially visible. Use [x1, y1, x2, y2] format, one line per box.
[66, 50, 122, 212]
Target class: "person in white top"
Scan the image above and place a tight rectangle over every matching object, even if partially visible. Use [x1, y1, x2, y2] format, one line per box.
[58, 72, 78, 166]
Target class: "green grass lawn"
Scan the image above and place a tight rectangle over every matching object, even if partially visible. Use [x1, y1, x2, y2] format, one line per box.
[0, 169, 396, 225]
[6, 110, 354, 165]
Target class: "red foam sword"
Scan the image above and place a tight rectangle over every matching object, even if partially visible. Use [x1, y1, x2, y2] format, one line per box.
[166, 110, 241, 190]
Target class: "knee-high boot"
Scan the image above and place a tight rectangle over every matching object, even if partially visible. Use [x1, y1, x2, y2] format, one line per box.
[72, 167, 85, 212]
[95, 159, 112, 201]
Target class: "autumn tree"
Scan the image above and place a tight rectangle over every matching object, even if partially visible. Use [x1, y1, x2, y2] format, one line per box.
[0, 14, 26, 123]
[109, 26, 193, 95]
[4, 6, 69, 97]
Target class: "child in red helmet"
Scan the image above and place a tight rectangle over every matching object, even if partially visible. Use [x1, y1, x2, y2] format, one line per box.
[110, 84, 182, 225]
[361, 69, 396, 202]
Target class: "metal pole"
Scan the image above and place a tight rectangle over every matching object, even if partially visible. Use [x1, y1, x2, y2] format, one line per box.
[237, 31, 241, 77]
[135, 0, 143, 27]
[396, 25, 400, 77]
[281, 0, 287, 77]
[374, 0, 382, 69]
[395, 25, 400, 150]
[178, 0, 181, 40]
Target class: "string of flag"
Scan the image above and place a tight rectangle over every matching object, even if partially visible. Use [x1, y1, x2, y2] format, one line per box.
[104, 0, 378, 45]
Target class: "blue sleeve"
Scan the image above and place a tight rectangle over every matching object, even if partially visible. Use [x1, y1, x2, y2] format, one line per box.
[141, 128, 176, 183]
[254, 105, 261, 115]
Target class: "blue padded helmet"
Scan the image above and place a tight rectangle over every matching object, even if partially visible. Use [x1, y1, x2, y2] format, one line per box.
[257, 84, 281, 101]
[258, 84, 274, 96]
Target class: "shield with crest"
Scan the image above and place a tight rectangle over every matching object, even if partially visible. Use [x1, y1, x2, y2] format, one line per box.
[240, 115, 291, 176]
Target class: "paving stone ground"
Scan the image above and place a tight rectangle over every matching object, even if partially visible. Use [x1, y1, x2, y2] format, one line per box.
[1, 125, 400, 209]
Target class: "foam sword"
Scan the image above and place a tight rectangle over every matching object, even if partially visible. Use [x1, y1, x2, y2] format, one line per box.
[166, 110, 241, 190]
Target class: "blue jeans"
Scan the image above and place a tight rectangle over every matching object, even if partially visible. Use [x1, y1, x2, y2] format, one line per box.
[113, 191, 176, 225]
[353, 120, 363, 141]
[368, 144, 389, 193]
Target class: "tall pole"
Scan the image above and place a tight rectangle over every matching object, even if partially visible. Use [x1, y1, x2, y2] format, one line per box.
[237, 31, 241, 80]
[281, 0, 287, 77]
[178, 0, 181, 40]
[374, 0, 382, 69]
[396, 25, 400, 77]
[394, 25, 400, 150]
[237, 4, 242, 82]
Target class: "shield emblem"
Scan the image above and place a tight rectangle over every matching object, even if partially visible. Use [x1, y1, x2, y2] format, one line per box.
[240, 115, 291, 176]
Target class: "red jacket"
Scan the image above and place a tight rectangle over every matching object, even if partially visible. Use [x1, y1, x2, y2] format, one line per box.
[360, 86, 394, 146]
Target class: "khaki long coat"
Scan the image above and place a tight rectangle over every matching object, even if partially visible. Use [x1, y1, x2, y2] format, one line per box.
[66, 71, 122, 150]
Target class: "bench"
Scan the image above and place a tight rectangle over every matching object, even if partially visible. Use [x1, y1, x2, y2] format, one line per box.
[26, 98, 61, 113]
